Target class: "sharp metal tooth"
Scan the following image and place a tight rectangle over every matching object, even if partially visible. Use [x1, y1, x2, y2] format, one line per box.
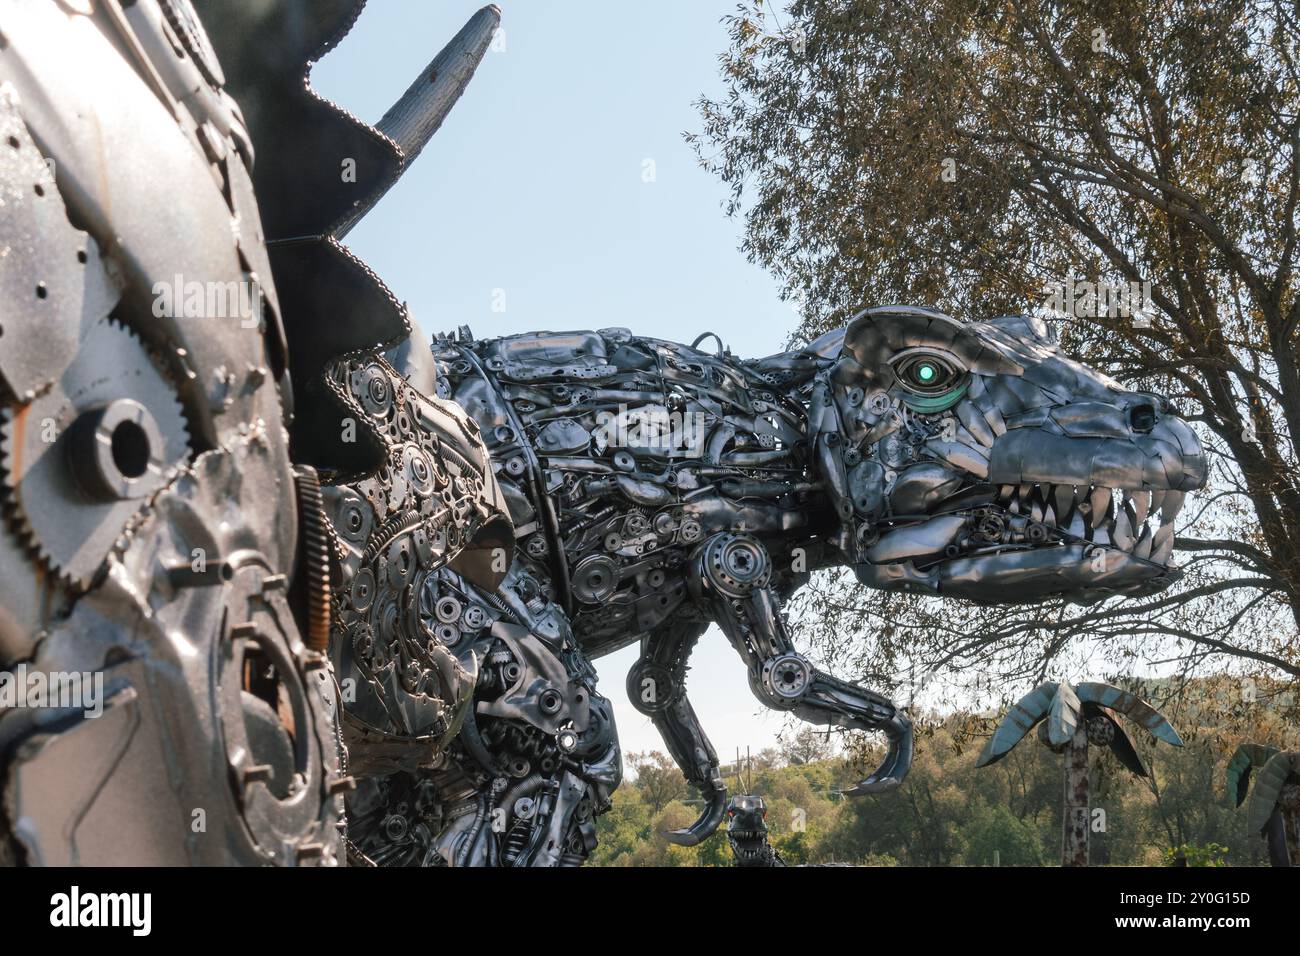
[1149, 490, 1167, 516]
[1161, 490, 1185, 522]
[1054, 485, 1075, 524]
[1031, 499, 1044, 523]
[1089, 487, 1112, 524]
[1134, 523, 1154, 560]
[1151, 527, 1175, 565]
[1113, 503, 1136, 550]
[1152, 521, 1175, 552]
[1092, 525, 1112, 547]
[1132, 489, 1151, 528]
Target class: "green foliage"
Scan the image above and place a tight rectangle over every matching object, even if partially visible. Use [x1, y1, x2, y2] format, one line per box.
[595, 689, 1296, 866]
[1163, 843, 1230, 867]
[958, 802, 1048, 866]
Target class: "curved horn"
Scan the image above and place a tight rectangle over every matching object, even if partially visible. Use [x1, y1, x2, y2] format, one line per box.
[334, 5, 501, 237]
[664, 783, 729, 847]
[842, 709, 914, 795]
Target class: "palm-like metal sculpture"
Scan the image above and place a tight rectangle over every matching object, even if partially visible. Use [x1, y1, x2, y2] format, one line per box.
[1226, 744, 1300, 867]
[977, 681, 1183, 866]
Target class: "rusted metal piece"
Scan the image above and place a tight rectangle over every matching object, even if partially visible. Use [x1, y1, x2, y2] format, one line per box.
[1062, 721, 1090, 867]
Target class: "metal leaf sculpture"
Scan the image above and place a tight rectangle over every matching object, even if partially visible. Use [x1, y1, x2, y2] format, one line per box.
[977, 680, 1182, 866]
[1246, 751, 1298, 837]
[1225, 743, 1279, 809]
[977, 680, 1181, 773]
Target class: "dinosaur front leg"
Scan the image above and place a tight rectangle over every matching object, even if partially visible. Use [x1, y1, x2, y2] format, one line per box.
[628, 622, 728, 846]
[688, 532, 913, 795]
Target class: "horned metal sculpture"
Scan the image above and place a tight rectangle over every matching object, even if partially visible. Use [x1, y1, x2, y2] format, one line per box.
[0, 0, 1208, 867]
[1226, 744, 1300, 866]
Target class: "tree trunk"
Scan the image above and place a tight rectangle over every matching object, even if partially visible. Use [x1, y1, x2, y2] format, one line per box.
[1062, 724, 1089, 867]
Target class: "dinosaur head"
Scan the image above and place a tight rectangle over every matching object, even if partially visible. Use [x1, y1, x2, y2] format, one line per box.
[811, 306, 1206, 604]
[726, 795, 776, 866]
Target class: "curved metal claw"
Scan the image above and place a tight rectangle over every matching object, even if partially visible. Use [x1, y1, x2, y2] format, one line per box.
[663, 783, 729, 846]
[842, 710, 913, 796]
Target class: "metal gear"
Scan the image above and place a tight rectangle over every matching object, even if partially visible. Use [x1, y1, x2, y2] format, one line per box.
[294, 465, 334, 652]
[0, 316, 189, 588]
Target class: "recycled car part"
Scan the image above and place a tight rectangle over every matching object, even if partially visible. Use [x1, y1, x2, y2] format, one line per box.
[0, 0, 1210, 868]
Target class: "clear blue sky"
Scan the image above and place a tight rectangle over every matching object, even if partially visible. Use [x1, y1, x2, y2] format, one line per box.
[313, 1, 800, 764]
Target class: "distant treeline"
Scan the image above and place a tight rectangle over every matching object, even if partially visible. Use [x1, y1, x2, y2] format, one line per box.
[593, 679, 1297, 866]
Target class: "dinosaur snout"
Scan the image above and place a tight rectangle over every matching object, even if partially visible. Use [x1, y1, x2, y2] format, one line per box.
[987, 393, 1206, 493]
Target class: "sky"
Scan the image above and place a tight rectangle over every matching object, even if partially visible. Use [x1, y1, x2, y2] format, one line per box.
[312, 1, 803, 766]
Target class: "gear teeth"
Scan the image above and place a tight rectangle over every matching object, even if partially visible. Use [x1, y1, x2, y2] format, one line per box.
[295, 464, 334, 652]
[0, 316, 191, 590]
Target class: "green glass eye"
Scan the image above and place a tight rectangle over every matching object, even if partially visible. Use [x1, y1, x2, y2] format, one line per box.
[889, 349, 969, 412]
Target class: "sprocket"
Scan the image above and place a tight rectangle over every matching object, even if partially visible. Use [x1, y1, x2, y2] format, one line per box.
[0, 316, 190, 589]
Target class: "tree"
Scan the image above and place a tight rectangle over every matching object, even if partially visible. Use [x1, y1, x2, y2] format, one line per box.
[690, 0, 1300, 702]
[960, 802, 1048, 866]
[780, 725, 838, 765]
[627, 750, 689, 813]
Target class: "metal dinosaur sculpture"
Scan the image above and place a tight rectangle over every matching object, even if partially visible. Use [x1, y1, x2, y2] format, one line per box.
[333, 309, 1205, 866]
[727, 794, 785, 867]
[0, 0, 1208, 868]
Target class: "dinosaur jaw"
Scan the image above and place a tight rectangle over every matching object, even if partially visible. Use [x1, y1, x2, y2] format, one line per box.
[855, 480, 1187, 603]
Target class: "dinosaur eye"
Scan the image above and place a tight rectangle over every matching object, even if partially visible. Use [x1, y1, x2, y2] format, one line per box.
[891, 352, 963, 394]
[888, 349, 969, 412]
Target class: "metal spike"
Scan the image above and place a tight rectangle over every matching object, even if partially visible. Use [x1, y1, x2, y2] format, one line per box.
[1112, 503, 1135, 550]
[1132, 489, 1150, 528]
[1151, 528, 1175, 565]
[1134, 524, 1153, 560]
[1149, 490, 1167, 516]
[1089, 486, 1111, 524]
[1054, 485, 1075, 524]
[335, 5, 502, 238]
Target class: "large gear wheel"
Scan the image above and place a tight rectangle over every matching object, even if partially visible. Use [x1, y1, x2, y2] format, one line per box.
[0, 317, 190, 589]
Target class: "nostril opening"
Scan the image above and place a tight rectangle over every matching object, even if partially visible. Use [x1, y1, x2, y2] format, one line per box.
[1129, 403, 1157, 432]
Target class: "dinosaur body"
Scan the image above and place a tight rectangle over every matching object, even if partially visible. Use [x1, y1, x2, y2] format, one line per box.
[332, 308, 1207, 865]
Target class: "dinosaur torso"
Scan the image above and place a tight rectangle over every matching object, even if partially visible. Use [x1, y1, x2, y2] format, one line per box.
[433, 327, 834, 660]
